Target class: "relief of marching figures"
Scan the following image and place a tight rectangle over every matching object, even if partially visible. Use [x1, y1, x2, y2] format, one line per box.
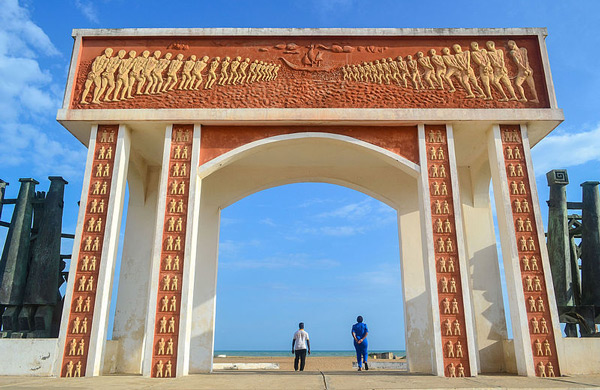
[80, 49, 281, 104]
[341, 40, 539, 103]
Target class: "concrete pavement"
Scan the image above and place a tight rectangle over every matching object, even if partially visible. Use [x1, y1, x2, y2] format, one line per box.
[1, 372, 599, 389]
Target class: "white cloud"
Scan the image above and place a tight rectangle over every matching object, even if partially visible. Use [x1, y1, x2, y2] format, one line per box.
[74, 0, 99, 23]
[532, 125, 600, 175]
[316, 198, 372, 220]
[260, 217, 277, 227]
[338, 263, 401, 288]
[0, 0, 87, 179]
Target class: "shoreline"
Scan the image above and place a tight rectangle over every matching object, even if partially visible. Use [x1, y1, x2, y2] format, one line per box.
[213, 355, 406, 371]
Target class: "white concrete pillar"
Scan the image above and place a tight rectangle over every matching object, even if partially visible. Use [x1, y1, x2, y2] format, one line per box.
[488, 124, 563, 376]
[111, 154, 161, 374]
[457, 163, 509, 373]
[55, 124, 131, 377]
[398, 208, 435, 374]
[416, 124, 445, 377]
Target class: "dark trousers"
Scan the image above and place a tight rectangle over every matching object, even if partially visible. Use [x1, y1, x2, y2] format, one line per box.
[294, 349, 307, 371]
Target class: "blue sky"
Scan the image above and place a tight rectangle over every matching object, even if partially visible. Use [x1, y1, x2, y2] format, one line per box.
[0, 0, 599, 351]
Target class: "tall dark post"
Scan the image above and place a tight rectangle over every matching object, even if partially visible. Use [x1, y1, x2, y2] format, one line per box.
[580, 181, 600, 309]
[0, 180, 7, 221]
[0, 178, 38, 332]
[546, 170, 573, 307]
[23, 177, 68, 336]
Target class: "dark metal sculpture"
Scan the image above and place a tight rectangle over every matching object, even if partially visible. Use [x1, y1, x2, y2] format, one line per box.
[0, 177, 70, 338]
[546, 170, 600, 337]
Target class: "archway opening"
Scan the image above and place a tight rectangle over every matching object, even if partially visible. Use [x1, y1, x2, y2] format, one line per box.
[214, 183, 405, 370]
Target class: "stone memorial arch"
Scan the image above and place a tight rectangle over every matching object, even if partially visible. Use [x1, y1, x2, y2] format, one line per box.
[5, 27, 582, 378]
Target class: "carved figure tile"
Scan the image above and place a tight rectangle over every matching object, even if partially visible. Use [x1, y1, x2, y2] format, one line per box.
[84, 297, 91, 312]
[178, 182, 185, 195]
[156, 360, 164, 377]
[525, 218, 533, 232]
[448, 363, 456, 377]
[77, 339, 85, 356]
[537, 297, 545, 312]
[519, 181, 527, 195]
[175, 236, 181, 251]
[444, 319, 452, 335]
[66, 361, 74, 377]
[449, 277, 457, 293]
[72, 317, 81, 333]
[505, 146, 513, 159]
[456, 340, 463, 357]
[446, 340, 454, 357]
[165, 255, 173, 271]
[86, 276, 94, 291]
[74, 361, 82, 377]
[547, 362, 555, 377]
[516, 164, 524, 177]
[90, 256, 96, 271]
[443, 297, 451, 314]
[527, 237, 536, 251]
[441, 182, 448, 195]
[78, 276, 86, 292]
[441, 277, 448, 293]
[514, 146, 522, 159]
[429, 146, 437, 160]
[81, 256, 89, 271]
[522, 199, 530, 212]
[173, 256, 180, 271]
[442, 201, 450, 214]
[169, 295, 177, 311]
[457, 363, 465, 377]
[158, 338, 166, 355]
[522, 256, 530, 271]
[435, 218, 443, 233]
[519, 236, 527, 251]
[81, 318, 88, 334]
[446, 238, 453, 253]
[531, 317, 540, 334]
[168, 317, 175, 333]
[430, 164, 439, 178]
[439, 257, 447, 272]
[165, 360, 172, 377]
[534, 276, 542, 291]
[101, 182, 108, 195]
[437, 147, 445, 160]
[163, 275, 171, 291]
[432, 181, 440, 195]
[453, 319, 461, 335]
[428, 131, 436, 143]
[159, 316, 167, 333]
[540, 317, 548, 333]
[75, 296, 84, 312]
[528, 296, 537, 312]
[447, 258, 455, 272]
[166, 338, 174, 355]
[171, 276, 178, 291]
[543, 339, 552, 356]
[437, 237, 446, 253]
[434, 200, 442, 214]
[96, 164, 103, 177]
[69, 339, 77, 356]
[514, 199, 522, 213]
[525, 275, 533, 291]
[534, 339, 543, 356]
[444, 219, 452, 233]
[451, 298, 459, 314]
[508, 163, 516, 177]
[439, 165, 447, 178]
[166, 236, 174, 251]
[511, 181, 519, 195]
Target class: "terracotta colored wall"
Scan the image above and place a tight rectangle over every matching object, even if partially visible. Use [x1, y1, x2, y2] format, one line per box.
[199, 126, 419, 166]
[70, 35, 549, 110]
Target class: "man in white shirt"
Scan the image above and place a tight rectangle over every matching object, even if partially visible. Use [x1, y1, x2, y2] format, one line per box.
[291, 322, 311, 371]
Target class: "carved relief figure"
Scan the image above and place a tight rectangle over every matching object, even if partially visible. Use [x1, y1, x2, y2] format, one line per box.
[429, 49, 448, 90]
[417, 51, 436, 89]
[452, 44, 485, 99]
[507, 40, 539, 103]
[192, 56, 210, 90]
[205, 57, 220, 89]
[486, 41, 517, 101]
[141, 51, 161, 94]
[179, 55, 196, 90]
[469, 42, 493, 100]
[81, 48, 113, 104]
[152, 52, 172, 94]
[163, 54, 184, 91]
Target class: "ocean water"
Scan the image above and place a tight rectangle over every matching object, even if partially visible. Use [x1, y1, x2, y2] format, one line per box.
[214, 350, 406, 358]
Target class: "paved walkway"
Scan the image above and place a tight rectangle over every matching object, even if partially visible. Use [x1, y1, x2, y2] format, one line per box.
[1, 372, 599, 389]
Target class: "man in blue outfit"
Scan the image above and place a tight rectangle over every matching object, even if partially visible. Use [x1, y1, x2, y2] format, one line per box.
[292, 322, 311, 371]
[352, 316, 369, 371]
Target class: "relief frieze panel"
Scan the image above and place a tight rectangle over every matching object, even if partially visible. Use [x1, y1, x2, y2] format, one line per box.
[70, 36, 549, 109]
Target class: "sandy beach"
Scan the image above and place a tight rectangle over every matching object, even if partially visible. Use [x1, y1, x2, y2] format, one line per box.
[213, 355, 406, 371]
